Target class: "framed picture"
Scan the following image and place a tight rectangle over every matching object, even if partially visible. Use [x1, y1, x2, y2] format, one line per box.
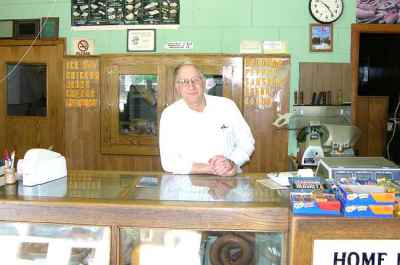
[127, 29, 156, 52]
[310, 23, 333, 52]
[0, 20, 14, 39]
[14, 19, 40, 39]
[40, 17, 59, 39]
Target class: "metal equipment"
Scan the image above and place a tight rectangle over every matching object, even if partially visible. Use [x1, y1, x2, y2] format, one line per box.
[316, 156, 400, 181]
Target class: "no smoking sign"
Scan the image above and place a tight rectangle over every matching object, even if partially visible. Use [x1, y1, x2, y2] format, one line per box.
[73, 38, 94, 55]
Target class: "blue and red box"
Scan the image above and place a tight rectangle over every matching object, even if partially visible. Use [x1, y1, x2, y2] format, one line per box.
[290, 192, 341, 216]
[338, 184, 395, 217]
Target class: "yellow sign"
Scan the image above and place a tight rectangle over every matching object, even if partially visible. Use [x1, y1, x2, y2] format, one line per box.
[65, 59, 99, 108]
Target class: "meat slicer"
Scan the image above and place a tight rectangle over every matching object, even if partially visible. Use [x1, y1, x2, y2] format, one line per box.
[298, 123, 361, 167]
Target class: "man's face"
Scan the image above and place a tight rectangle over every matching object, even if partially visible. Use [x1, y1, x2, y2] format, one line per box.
[175, 65, 205, 107]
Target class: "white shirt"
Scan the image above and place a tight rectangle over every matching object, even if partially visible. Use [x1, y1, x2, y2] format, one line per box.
[159, 95, 255, 174]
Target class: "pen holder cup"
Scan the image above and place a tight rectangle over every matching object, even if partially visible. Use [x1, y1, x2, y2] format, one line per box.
[5, 167, 16, 185]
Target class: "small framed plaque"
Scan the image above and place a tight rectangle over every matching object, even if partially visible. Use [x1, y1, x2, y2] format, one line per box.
[40, 17, 59, 39]
[127, 29, 156, 52]
[14, 19, 40, 39]
[0, 20, 14, 39]
[310, 23, 333, 52]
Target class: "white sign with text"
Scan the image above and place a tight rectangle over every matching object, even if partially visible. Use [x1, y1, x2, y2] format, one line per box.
[313, 240, 400, 265]
[164, 41, 193, 49]
[72, 38, 95, 55]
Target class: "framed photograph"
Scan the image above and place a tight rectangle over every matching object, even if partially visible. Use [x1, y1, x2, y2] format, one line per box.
[127, 29, 156, 52]
[0, 20, 14, 39]
[310, 23, 333, 52]
[14, 19, 40, 39]
[40, 17, 59, 39]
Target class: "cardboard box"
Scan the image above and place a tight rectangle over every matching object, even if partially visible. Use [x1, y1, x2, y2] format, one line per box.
[338, 184, 395, 206]
[342, 204, 394, 218]
[291, 192, 341, 216]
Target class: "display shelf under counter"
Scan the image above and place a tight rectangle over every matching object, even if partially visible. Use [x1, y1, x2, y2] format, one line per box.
[0, 171, 290, 265]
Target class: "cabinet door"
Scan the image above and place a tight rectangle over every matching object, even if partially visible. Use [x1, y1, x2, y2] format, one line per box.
[162, 56, 243, 111]
[101, 56, 161, 155]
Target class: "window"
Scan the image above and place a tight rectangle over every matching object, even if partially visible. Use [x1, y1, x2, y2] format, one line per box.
[7, 63, 47, 116]
[119, 74, 158, 135]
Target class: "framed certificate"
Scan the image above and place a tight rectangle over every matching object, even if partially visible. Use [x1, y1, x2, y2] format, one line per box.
[127, 29, 156, 52]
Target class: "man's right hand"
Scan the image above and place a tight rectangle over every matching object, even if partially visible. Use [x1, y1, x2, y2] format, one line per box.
[208, 155, 237, 177]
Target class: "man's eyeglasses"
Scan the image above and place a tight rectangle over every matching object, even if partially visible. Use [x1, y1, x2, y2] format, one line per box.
[175, 76, 203, 87]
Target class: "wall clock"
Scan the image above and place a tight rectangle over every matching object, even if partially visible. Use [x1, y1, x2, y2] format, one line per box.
[309, 0, 344, 24]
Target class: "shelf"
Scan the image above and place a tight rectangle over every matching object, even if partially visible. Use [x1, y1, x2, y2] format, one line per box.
[293, 104, 351, 107]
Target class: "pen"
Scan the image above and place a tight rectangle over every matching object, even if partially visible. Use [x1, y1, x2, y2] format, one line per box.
[3, 149, 10, 168]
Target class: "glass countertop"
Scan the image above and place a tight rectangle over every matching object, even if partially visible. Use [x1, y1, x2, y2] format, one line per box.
[0, 171, 289, 206]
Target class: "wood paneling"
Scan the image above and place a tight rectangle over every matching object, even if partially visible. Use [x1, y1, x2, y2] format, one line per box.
[0, 39, 65, 159]
[289, 216, 400, 265]
[64, 54, 289, 172]
[355, 96, 388, 156]
[243, 56, 290, 173]
[299, 62, 351, 105]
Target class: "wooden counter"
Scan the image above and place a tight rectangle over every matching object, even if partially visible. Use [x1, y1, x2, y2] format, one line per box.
[0, 170, 289, 231]
[0, 170, 290, 265]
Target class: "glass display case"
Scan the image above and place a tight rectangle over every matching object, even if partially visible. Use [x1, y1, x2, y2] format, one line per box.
[0, 222, 111, 265]
[0, 171, 289, 265]
[120, 228, 283, 265]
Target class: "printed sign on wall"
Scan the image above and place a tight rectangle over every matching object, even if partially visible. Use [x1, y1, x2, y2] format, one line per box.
[73, 38, 95, 55]
[65, 58, 99, 108]
[313, 240, 400, 265]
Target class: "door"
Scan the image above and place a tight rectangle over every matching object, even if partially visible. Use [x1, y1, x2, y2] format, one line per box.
[0, 40, 65, 159]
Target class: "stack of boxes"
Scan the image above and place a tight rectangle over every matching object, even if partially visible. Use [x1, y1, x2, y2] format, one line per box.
[337, 184, 395, 218]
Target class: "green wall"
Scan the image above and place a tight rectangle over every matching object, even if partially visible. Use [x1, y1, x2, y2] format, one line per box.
[0, 0, 356, 155]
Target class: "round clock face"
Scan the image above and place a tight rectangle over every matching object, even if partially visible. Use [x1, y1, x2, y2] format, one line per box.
[309, 0, 344, 23]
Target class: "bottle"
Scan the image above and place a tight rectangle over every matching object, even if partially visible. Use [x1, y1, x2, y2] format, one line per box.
[299, 91, 304, 105]
[336, 89, 343, 105]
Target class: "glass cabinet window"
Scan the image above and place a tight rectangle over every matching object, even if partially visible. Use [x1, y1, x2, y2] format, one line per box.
[119, 74, 158, 135]
[7, 63, 47, 117]
[120, 228, 283, 265]
[204, 74, 223, 97]
[0, 222, 111, 265]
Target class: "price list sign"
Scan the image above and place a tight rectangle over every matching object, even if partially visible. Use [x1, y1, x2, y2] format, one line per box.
[65, 58, 99, 108]
[244, 57, 290, 111]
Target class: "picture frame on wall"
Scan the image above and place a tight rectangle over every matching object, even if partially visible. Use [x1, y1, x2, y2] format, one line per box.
[40, 17, 59, 39]
[0, 20, 14, 39]
[127, 29, 156, 52]
[310, 23, 333, 52]
[13, 19, 40, 39]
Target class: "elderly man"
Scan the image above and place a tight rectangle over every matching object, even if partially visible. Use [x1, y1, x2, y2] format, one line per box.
[159, 63, 255, 177]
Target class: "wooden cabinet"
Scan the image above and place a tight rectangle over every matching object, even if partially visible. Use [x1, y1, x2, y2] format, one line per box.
[100, 54, 243, 156]
[298, 62, 352, 106]
[289, 216, 400, 265]
[101, 55, 162, 155]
